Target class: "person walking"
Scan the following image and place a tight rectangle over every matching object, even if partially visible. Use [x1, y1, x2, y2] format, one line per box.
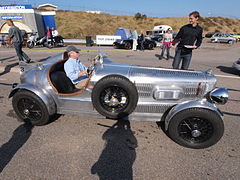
[132, 28, 138, 51]
[159, 28, 173, 60]
[6, 19, 31, 63]
[172, 11, 203, 70]
[139, 30, 145, 51]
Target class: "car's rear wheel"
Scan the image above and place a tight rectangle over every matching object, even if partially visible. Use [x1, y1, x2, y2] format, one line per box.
[168, 108, 224, 149]
[125, 42, 132, 50]
[12, 90, 50, 126]
[92, 76, 138, 119]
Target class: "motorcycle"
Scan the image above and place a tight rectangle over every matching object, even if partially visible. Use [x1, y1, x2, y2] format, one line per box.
[27, 33, 64, 49]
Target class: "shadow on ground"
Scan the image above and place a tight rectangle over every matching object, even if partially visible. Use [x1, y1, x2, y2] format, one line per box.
[223, 111, 240, 117]
[217, 66, 240, 76]
[0, 62, 19, 76]
[0, 56, 16, 63]
[0, 123, 33, 173]
[91, 120, 137, 180]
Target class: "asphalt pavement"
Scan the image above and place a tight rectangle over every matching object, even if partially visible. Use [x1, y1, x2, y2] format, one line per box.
[0, 41, 239, 180]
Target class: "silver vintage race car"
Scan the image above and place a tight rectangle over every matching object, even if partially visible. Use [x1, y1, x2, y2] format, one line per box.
[9, 52, 228, 149]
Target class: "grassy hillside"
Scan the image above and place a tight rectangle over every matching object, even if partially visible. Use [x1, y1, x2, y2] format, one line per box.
[55, 11, 240, 39]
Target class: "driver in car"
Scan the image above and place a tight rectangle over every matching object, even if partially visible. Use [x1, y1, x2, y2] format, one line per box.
[64, 46, 89, 89]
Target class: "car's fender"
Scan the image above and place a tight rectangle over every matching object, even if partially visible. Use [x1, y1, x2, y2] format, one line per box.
[9, 83, 56, 115]
[164, 98, 223, 131]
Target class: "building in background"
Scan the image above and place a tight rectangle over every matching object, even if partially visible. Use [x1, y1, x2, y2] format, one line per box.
[0, 4, 57, 37]
[37, 3, 58, 11]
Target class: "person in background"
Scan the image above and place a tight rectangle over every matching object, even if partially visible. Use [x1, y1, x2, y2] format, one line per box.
[46, 27, 53, 43]
[132, 28, 138, 51]
[51, 27, 59, 37]
[6, 19, 31, 63]
[51, 27, 59, 43]
[159, 28, 173, 60]
[139, 30, 145, 51]
[172, 11, 203, 70]
[64, 46, 89, 89]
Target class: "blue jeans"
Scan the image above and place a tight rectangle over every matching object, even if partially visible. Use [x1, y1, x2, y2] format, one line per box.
[13, 42, 30, 62]
[161, 45, 170, 59]
[172, 47, 192, 70]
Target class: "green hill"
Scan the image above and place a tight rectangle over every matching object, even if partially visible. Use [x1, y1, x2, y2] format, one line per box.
[55, 11, 240, 39]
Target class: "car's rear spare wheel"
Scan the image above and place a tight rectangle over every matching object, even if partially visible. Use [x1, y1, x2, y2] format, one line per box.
[12, 90, 50, 126]
[92, 76, 138, 119]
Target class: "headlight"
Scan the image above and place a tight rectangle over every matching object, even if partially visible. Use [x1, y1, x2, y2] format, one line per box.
[208, 88, 228, 105]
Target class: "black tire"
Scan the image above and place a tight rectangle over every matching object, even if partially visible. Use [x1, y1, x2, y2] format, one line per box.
[27, 41, 34, 49]
[168, 108, 224, 149]
[148, 43, 154, 50]
[12, 90, 50, 126]
[125, 42, 132, 50]
[92, 76, 138, 119]
[228, 40, 233, 45]
[113, 44, 118, 49]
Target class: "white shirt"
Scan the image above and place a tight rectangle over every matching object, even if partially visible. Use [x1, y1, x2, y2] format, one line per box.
[52, 30, 59, 37]
[163, 33, 173, 42]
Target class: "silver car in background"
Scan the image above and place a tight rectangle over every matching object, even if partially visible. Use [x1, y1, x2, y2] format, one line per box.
[9, 52, 228, 149]
[211, 32, 236, 44]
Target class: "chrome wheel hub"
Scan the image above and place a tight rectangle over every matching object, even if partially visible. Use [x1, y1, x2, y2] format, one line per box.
[23, 109, 30, 116]
[108, 96, 120, 107]
[191, 129, 201, 138]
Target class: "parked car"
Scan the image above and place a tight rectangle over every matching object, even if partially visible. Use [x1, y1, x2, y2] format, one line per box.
[9, 52, 228, 149]
[210, 32, 236, 44]
[150, 34, 163, 42]
[232, 58, 240, 71]
[205, 32, 216, 38]
[113, 36, 156, 50]
[230, 33, 240, 41]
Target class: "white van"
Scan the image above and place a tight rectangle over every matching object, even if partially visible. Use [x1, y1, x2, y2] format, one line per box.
[146, 25, 172, 36]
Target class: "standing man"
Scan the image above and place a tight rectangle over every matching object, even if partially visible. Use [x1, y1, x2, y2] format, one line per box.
[172, 11, 203, 70]
[6, 19, 31, 63]
[132, 28, 138, 51]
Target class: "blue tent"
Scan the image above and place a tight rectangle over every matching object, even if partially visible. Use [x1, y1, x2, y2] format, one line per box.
[114, 27, 131, 40]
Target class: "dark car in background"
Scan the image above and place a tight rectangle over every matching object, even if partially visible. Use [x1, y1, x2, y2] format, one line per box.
[113, 36, 156, 50]
[150, 34, 163, 42]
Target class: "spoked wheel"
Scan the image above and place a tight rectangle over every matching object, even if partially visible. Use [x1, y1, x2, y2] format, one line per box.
[12, 90, 50, 126]
[100, 86, 129, 114]
[92, 76, 138, 119]
[168, 108, 224, 149]
[27, 41, 34, 49]
[178, 117, 214, 144]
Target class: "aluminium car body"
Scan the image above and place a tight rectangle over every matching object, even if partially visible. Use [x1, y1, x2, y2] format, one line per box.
[9, 52, 228, 149]
[232, 58, 240, 71]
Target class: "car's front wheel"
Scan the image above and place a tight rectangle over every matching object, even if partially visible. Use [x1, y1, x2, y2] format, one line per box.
[168, 108, 224, 149]
[12, 90, 50, 126]
[92, 76, 138, 119]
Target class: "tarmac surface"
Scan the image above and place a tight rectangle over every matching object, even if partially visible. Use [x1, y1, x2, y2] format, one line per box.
[0, 40, 239, 180]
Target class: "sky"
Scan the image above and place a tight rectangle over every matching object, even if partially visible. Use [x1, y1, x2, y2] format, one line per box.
[2, 0, 240, 18]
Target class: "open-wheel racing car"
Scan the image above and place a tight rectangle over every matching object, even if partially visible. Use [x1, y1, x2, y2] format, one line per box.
[9, 52, 228, 149]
